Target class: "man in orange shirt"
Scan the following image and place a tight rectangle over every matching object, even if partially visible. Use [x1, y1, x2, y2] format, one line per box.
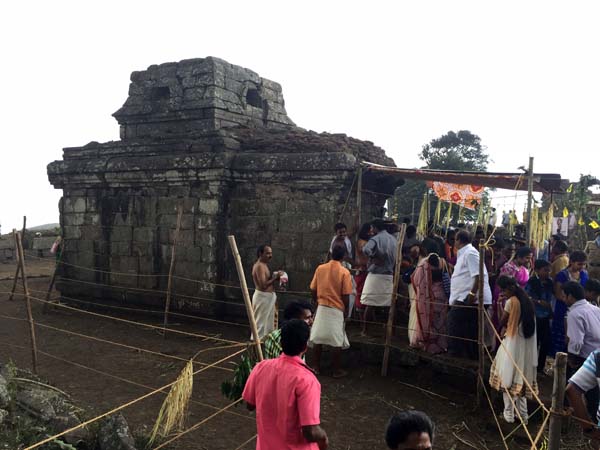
[309, 244, 353, 377]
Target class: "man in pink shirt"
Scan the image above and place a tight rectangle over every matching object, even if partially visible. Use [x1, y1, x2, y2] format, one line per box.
[243, 319, 328, 450]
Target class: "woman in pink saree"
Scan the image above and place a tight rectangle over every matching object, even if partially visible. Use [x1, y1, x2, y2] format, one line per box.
[410, 251, 448, 354]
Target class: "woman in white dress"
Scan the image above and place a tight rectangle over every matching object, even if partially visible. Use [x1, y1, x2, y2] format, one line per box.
[489, 275, 538, 424]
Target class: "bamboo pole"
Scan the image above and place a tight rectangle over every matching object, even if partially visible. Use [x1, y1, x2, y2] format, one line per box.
[163, 205, 183, 332]
[228, 235, 264, 361]
[356, 166, 363, 230]
[8, 229, 19, 301]
[477, 240, 485, 407]
[526, 157, 534, 246]
[9, 217, 26, 301]
[16, 231, 38, 374]
[381, 223, 407, 376]
[43, 239, 63, 313]
[548, 352, 567, 450]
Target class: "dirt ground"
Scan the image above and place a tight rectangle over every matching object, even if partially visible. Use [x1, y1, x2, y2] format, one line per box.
[0, 259, 593, 449]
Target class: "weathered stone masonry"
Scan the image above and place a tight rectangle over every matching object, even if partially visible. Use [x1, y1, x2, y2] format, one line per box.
[47, 57, 400, 316]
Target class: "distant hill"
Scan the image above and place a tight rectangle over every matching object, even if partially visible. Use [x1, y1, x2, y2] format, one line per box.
[28, 223, 60, 231]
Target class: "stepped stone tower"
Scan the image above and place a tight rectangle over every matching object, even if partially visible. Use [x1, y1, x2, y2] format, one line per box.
[47, 56, 400, 315]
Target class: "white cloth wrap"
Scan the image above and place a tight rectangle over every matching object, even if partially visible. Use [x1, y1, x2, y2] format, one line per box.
[251, 290, 277, 340]
[360, 273, 393, 307]
[309, 305, 350, 349]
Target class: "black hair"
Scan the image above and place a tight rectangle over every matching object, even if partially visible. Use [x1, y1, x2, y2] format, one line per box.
[563, 281, 585, 300]
[406, 225, 417, 238]
[334, 222, 347, 232]
[385, 410, 434, 449]
[256, 244, 269, 258]
[553, 240, 568, 253]
[358, 223, 372, 241]
[421, 238, 440, 258]
[372, 219, 386, 232]
[456, 230, 472, 244]
[493, 236, 505, 249]
[283, 301, 313, 322]
[570, 250, 588, 263]
[496, 276, 535, 339]
[585, 279, 600, 295]
[515, 246, 533, 259]
[446, 228, 456, 239]
[331, 244, 346, 261]
[534, 259, 551, 270]
[281, 319, 310, 356]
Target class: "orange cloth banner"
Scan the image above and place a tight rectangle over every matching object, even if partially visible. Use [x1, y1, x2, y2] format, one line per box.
[428, 181, 484, 210]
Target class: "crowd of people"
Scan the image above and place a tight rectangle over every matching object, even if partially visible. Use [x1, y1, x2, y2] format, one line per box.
[239, 216, 600, 448]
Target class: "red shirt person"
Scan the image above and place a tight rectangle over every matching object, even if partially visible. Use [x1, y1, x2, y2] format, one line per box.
[243, 319, 328, 450]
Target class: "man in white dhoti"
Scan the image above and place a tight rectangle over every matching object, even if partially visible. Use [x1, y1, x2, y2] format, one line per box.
[309, 244, 352, 377]
[360, 219, 397, 335]
[251, 245, 282, 340]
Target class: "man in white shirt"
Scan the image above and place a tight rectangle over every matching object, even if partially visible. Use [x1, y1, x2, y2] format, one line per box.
[564, 281, 600, 420]
[447, 230, 492, 358]
[566, 350, 600, 448]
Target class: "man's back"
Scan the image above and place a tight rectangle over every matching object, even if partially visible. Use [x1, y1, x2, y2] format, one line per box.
[243, 355, 321, 450]
[364, 230, 397, 274]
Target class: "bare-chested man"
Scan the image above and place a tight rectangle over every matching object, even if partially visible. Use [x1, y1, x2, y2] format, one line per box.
[252, 245, 282, 339]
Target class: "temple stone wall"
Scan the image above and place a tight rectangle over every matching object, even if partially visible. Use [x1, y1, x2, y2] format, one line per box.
[48, 57, 400, 317]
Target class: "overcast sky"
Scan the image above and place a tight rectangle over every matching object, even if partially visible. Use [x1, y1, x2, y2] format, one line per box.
[1, 0, 598, 231]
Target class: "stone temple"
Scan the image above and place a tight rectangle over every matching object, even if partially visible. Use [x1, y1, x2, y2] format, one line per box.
[47, 57, 400, 315]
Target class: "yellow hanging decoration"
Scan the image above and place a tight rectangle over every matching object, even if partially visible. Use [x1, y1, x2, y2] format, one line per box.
[578, 216, 585, 226]
[476, 202, 485, 228]
[590, 220, 600, 230]
[563, 207, 569, 218]
[566, 183, 573, 193]
[445, 202, 453, 229]
[416, 192, 429, 239]
[530, 206, 541, 250]
[433, 199, 442, 230]
[544, 204, 555, 242]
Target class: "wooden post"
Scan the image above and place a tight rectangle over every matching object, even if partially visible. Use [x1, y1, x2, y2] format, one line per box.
[548, 352, 567, 450]
[477, 240, 485, 407]
[16, 231, 38, 374]
[526, 157, 534, 246]
[381, 223, 407, 376]
[8, 217, 26, 301]
[228, 235, 264, 361]
[163, 205, 183, 332]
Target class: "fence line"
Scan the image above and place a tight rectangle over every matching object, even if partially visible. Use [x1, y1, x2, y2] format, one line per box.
[0, 340, 252, 422]
[152, 398, 244, 449]
[0, 311, 239, 372]
[41, 292, 251, 329]
[22, 347, 247, 450]
[25, 293, 243, 345]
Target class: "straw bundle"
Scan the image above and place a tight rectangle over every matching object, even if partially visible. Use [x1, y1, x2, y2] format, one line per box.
[148, 359, 194, 446]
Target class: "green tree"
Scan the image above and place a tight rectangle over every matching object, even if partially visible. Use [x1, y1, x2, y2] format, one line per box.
[420, 130, 489, 171]
[392, 130, 490, 224]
